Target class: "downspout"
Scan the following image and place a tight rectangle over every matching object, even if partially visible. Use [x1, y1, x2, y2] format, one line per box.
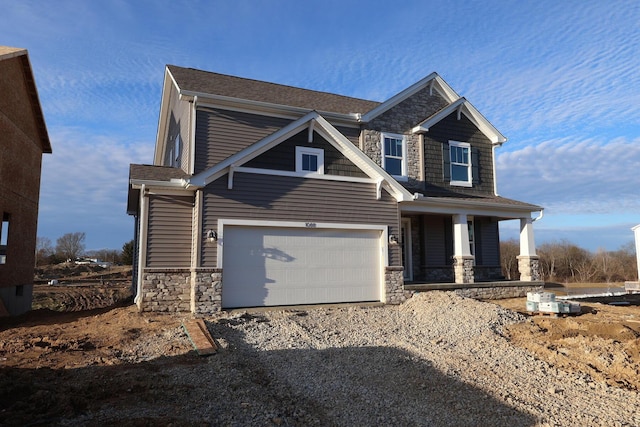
[135, 184, 148, 306]
[189, 96, 198, 175]
[532, 209, 544, 222]
[492, 144, 499, 196]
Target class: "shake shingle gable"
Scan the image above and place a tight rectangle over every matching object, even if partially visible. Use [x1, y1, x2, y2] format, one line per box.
[167, 65, 381, 115]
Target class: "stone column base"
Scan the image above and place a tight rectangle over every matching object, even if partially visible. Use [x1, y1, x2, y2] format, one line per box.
[452, 255, 475, 284]
[517, 255, 541, 281]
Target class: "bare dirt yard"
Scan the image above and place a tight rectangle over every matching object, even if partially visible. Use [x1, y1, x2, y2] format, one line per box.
[1, 273, 640, 426]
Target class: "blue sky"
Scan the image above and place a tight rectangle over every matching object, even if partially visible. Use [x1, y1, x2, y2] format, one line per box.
[1, 0, 639, 252]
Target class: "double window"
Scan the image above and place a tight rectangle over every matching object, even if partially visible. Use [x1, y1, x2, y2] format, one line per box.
[295, 146, 324, 174]
[382, 133, 406, 178]
[448, 141, 472, 187]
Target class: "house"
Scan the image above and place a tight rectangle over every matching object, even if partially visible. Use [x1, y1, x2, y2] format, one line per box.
[127, 65, 543, 314]
[0, 47, 52, 316]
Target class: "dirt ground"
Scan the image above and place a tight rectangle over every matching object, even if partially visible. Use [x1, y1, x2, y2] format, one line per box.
[494, 292, 640, 391]
[1, 274, 639, 425]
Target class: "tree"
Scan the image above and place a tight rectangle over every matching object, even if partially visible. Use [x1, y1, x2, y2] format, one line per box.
[35, 236, 53, 266]
[500, 239, 520, 280]
[121, 240, 134, 265]
[56, 232, 86, 261]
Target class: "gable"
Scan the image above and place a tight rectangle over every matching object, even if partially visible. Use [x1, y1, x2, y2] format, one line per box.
[244, 129, 367, 178]
[0, 48, 51, 154]
[188, 111, 413, 202]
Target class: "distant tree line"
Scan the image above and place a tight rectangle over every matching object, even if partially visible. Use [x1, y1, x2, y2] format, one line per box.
[501, 239, 638, 283]
[35, 232, 134, 266]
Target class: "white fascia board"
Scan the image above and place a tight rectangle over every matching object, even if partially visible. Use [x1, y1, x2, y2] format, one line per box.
[312, 115, 414, 202]
[189, 111, 321, 187]
[359, 72, 459, 123]
[411, 98, 507, 145]
[153, 67, 179, 165]
[180, 90, 362, 125]
[130, 178, 191, 191]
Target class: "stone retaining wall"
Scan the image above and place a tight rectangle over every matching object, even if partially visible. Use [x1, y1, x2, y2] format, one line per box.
[454, 284, 544, 300]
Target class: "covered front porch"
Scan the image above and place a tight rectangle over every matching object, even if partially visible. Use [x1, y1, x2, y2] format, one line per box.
[399, 195, 543, 287]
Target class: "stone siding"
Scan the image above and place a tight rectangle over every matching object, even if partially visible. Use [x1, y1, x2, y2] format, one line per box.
[362, 86, 448, 192]
[139, 269, 191, 313]
[385, 266, 412, 304]
[453, 256, 475, 284]
[192, 269, 223, 315]
[454, 284, 544, 300]
[518, 256, 541, 281]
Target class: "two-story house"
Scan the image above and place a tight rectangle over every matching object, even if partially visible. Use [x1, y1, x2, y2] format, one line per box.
[0, 47, 52, 316]
[127, 65, 543, 314]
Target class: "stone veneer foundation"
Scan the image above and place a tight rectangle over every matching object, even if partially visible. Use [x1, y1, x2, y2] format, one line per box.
[139, 267, 411, 313]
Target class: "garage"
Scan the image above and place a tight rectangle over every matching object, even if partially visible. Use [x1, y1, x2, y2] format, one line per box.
[221, 224, 383, 308]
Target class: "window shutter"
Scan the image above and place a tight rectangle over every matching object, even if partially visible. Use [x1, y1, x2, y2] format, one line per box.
[442, 143, 451, 181]
[471, 147, 480, 185]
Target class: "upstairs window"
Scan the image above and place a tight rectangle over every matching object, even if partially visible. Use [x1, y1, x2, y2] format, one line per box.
[382, 133, 406, 178]
[448, 141, 472, 187]
[295, 146, 324, 174]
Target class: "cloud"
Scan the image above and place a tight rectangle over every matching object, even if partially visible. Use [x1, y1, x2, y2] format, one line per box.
[496, 136, 640, 213]
[38, 127, 153, 249]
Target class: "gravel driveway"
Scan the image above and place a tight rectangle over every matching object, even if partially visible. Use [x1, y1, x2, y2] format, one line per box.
[63, 292, 640, 426]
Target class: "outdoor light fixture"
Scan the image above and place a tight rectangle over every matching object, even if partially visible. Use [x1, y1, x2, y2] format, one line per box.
[206, 229, 217, 242]
[388, 234, 398, 245]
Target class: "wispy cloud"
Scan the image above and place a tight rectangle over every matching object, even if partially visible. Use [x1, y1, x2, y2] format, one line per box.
[497, 136, 640, 211]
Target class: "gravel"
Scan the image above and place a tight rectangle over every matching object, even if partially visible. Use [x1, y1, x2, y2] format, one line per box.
[62, 291, 640, 426]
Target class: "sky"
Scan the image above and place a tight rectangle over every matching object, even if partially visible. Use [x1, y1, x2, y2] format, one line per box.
[1, 0, 638, 253]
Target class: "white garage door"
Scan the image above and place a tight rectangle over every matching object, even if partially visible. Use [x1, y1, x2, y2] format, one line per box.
[221, 225, 382, 308]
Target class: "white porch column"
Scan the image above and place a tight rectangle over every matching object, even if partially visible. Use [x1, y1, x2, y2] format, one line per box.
[453, 214, 471, 256]
[517, 216, 540, 281]
[452, 214, 474, 284]
[519, 217, 537, 256]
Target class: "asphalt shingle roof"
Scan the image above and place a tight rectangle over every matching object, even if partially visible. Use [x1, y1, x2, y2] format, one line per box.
[167, 65, 381, 115]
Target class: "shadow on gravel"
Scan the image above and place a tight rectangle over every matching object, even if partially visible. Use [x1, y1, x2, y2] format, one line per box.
[0, 314, 539, 426]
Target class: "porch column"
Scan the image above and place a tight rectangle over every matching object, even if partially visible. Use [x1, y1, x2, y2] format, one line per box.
[452, 214, 474, 284]
[517, 216, 541, 281]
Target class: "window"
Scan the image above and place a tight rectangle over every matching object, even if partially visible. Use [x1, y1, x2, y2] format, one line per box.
[173, 134, 181, 167]
[449, 141, 472, 186]
[382, 133, 406, 177]
[295, 146, 324, 174]
[0, 213, 9, 264]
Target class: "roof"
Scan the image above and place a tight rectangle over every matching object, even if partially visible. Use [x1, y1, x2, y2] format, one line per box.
[129, 164, 190, 182]
[0, 46, 52, 154]
[167, 65, 381, 115]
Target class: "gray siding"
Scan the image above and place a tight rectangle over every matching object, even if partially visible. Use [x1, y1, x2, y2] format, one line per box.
[194, 108, 292, 174]
[476, 217, 500, 266]
[146, 195, 194, 267]
[423, 215, 452, 266]
[335, 125, 360, 146]
[423, 113, 495, 195]
[201, 173, 400, 267]
[244, 130, 367, 178]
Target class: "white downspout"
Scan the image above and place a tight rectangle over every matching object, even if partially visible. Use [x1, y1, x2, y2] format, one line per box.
[492, 144, 499, 196]
[135, 184, 148, 305]
[189, 96, 198, 175]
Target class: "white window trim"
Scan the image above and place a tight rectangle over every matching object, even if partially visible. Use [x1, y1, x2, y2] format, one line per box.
[381, 133, 407, 180]
[295, 146, 324, 174]
[449, 140, 472, 187]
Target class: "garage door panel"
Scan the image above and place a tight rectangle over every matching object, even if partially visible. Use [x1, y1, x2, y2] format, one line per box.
[222, 226, 381, 308]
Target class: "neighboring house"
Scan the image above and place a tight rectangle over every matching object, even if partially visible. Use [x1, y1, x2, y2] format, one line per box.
[0, 47, 52, 316]
[127, 65, 542, 313]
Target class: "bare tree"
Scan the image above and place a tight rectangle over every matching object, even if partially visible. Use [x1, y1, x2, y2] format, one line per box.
[35, 236, 53, 266]
[56, 232, 86, 261]
[500, 239, 520, 280]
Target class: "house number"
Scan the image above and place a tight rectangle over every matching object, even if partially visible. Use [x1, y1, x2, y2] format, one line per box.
[305, 222, 317, 228]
